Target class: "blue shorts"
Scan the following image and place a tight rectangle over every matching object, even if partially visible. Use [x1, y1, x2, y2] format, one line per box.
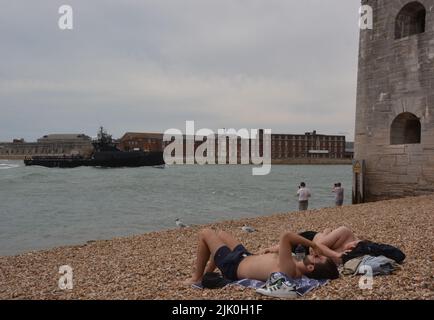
[214, 244, 252, 281]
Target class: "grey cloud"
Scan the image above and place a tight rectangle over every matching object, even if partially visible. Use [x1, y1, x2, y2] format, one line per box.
[0, 0, 360, 141]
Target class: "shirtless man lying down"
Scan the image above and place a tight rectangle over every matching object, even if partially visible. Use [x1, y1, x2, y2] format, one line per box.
[183, 228, 339, 286]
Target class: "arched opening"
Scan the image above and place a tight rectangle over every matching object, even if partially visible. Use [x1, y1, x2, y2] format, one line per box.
[390, 112, 421, 145]
[395, 2, 426, 39]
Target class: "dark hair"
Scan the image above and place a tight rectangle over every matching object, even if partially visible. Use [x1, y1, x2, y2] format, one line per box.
[292, 231, 317, 254]
[300, 182, 306, 187]
[308, 258, 339, 280]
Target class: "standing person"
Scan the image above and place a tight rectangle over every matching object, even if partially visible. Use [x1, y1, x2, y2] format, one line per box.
[297, 182, 311, 211]
[332, 183, 344, 207]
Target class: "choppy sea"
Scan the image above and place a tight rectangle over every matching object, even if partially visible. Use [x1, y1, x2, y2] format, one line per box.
[0, 160, 352, 256]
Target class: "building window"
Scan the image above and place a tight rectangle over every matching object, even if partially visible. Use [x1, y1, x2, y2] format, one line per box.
[395, 2, 426, 39]
[390, 112, 421, 145]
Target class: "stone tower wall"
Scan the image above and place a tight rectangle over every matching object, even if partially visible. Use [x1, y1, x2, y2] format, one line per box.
[355, 0, 434, 201]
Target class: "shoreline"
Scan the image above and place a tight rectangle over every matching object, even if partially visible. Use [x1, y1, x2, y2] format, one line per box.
[0, 156, 352, 165]
[1, 195, 433, 300]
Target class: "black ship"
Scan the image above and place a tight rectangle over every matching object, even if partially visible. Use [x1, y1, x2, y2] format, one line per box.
[24, 127, 165, 168]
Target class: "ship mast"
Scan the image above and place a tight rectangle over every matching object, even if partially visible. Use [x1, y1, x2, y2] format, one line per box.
[93, 127, 115, 151]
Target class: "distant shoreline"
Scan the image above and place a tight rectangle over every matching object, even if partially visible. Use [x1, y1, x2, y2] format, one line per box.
[271, 158, 352, 165]
[1, 156, 352, 165]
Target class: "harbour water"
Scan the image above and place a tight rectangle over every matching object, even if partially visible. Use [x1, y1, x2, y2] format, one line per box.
[0, 160, 351, 256]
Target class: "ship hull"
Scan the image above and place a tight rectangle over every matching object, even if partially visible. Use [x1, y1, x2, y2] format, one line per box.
[24, 151, 165, 168]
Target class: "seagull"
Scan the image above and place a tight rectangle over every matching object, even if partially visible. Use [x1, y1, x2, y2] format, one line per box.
[241, 224, 256, 233]
[175, 218, 189, 228]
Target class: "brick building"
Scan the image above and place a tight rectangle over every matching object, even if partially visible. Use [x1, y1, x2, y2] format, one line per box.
[116, 130, 346, 163]
[271, 131, 346, 159]
[118, 132, 164, 152]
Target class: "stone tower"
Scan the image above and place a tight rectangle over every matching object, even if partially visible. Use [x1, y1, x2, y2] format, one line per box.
[355, 0, 434, 201]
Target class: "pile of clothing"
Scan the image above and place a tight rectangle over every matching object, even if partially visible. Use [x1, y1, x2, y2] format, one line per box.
[341, 240, 405, 276]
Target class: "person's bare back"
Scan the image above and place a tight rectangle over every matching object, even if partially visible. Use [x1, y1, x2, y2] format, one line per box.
[313, 226, 360, 253]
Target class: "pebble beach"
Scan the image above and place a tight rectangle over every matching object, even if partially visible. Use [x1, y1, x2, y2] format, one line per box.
[0, 195, 433, 300]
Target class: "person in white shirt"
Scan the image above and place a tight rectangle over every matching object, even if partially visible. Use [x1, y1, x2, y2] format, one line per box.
[297, 182, 311, 211]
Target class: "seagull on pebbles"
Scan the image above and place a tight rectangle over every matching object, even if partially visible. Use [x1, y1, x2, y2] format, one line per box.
[241, 224, 256, 233]
[175, 218, 189, 228]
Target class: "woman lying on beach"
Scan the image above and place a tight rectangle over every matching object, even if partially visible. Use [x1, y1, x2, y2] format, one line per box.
[256, 226, 357, 266]
[272, 226, 405, 265]
[298, 226, 360, 265]
[183, 228, 339, 286]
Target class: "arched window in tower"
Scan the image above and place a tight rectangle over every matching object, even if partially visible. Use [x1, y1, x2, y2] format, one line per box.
[390, 112, 421, 145]
[395, 2, 426, 39]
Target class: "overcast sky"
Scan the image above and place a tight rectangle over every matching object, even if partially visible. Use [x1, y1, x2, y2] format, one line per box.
[0, 0, 361, 141]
